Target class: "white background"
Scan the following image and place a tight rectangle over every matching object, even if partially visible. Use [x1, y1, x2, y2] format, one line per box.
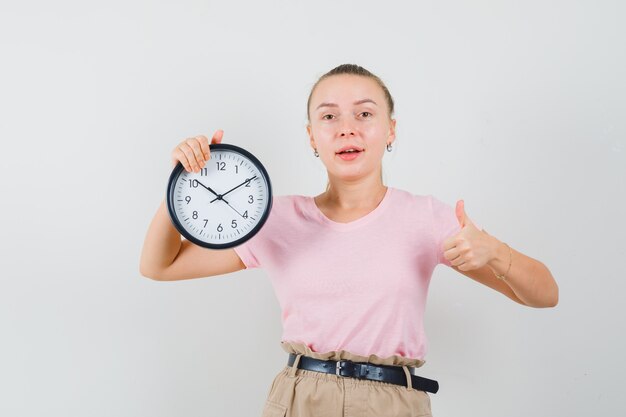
[1, 1, 624, 416]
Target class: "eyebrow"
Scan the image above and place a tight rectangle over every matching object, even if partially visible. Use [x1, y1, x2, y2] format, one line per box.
[315, 98, 378, 111]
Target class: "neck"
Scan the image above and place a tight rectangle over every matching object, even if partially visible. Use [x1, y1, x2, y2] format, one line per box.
[322, 172, 387, 210]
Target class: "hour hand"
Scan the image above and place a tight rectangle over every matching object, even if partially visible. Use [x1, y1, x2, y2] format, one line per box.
[194, 180, 219, 198]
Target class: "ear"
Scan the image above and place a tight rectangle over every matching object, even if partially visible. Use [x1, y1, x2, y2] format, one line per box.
[388, 118, 396, 143]
[307, 124, 315, 148]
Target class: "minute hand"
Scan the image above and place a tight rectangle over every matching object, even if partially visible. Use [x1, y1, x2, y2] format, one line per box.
[211, 176, 257, 202]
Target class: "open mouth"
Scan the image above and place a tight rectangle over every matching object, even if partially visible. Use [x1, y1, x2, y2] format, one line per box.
[336, 149, 364, 160]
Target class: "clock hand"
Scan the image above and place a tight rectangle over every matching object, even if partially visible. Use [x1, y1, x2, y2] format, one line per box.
[222, 175, 257, 197]
[221, 198, 246, 219]
[195, 180, 238, 208]
[209, 175, 258, 203]
[195, 178, 250, 211]
[194, 180, 220, 198]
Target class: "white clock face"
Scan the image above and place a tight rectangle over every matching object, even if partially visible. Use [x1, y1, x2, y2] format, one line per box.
[168, 146, 271, 248]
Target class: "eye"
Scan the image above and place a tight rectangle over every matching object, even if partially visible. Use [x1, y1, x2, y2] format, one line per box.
[361, 111, 372, 118]
[322, 114, 335, 120]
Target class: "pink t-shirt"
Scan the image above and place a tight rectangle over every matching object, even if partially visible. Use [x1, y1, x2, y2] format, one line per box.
[233, 186, 469, 362]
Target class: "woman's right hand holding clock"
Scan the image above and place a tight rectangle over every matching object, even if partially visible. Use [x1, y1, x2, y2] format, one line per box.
[140, 127, 246, 281]
[171, 129, 224, 172]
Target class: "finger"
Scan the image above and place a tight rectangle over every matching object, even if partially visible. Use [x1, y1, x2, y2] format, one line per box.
[181, 142, 202, 172]
[455, 200, 465, 227]
[210, 129, 224, 144]
[444, 245, 459, 264]
[196, 135, 211, 160]
[173, 148, 193, 172]
[185, 138, 206, 169]
[442, 234, 458, 253]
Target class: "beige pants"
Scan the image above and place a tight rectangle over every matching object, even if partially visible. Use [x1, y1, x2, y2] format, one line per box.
[261, 341, 433, 417]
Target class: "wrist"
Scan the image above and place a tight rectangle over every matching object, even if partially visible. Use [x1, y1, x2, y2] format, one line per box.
[486, 235, 507, 266]
[486, 235, 511, 278]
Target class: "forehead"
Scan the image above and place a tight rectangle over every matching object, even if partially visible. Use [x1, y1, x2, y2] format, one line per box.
[311, 74, 384, 105]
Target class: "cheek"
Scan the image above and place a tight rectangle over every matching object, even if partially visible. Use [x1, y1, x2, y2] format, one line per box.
[313, 125, 335, 141]
[363, 124, 389, 144]
[362, 119, 386, 132]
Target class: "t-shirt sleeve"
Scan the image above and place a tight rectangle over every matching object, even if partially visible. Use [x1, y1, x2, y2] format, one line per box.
[430, 195, 482, 267]
[231, 196, 281, 269]
[232, 237, 261, 269]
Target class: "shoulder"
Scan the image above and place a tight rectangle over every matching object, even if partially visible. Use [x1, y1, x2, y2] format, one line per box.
[428, 194, 456, 213]
[388, 186, 432, 209]
[265, 194, 311, 220]
[270, 194, 306, 210]
[394, 188, 449, 206]
[388, 188, 457, 222]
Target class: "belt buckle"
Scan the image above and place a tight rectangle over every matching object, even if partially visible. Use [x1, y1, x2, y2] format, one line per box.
[336, 360, 369, 379]
[335, 360, 346, 377]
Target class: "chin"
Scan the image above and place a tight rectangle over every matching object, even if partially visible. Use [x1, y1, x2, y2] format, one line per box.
[332, 169, 367, 181]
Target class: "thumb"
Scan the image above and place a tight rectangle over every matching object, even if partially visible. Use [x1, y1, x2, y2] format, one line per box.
[455, 199, 466, 228]
[455, 199, 475, 229]
[211, 129, 224, 144]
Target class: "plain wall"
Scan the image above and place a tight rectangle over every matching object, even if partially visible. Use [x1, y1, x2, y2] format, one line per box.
[1, 0, 624, 416]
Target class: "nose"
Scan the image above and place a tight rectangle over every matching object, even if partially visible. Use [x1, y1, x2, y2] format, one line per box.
[339, 120, 355, 137]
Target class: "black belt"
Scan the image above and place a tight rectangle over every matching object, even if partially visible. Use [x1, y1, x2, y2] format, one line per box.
[287, 353, 439, 394]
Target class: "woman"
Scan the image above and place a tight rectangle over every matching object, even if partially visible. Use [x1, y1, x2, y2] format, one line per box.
[140, 64, 559, 417]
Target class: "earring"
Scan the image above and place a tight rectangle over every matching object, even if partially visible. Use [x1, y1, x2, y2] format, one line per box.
[314, 149, 319, 157]
[386, 143, 393, 152]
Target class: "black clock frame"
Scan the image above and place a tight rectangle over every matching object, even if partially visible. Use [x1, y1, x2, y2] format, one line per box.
[166, 143, 273, 250]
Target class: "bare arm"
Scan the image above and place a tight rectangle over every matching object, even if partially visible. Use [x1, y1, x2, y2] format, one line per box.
[447, 230, 559, 308]
[139, 199, 245, 281]
[442, 200, 559, 309]
[483, 236, 558, 308]
[451, 263, 529, 306]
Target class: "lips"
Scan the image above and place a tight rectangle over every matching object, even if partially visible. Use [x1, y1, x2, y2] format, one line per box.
[338, 153, 361, 162]
[336, 145, 365, 154]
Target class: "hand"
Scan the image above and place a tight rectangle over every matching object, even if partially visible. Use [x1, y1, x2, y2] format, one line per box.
[442, 199, 495, 271]
[171, 129, 224, 172]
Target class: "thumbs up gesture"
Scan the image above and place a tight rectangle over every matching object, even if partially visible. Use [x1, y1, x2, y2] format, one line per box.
[442, 199, 495, 271]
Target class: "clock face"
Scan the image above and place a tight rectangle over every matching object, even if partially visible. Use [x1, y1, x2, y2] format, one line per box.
[166, 143, 272, 249]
